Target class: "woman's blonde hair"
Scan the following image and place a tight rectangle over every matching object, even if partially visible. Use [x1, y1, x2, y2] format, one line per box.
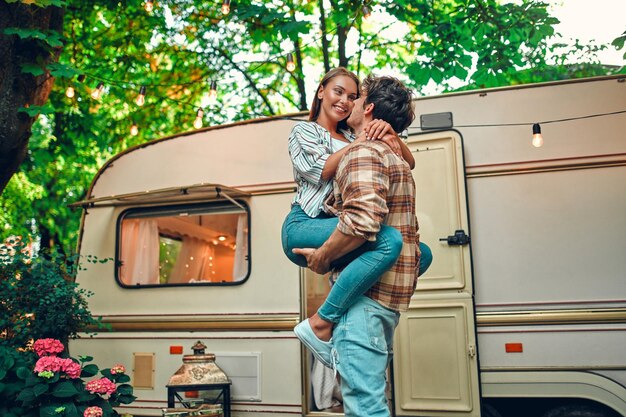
[308, 67, 360, 130]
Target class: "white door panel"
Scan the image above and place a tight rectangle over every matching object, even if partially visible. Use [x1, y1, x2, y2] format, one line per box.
[412, 137, 472, 292]
[395, 298, 479, 415]
[394, 132, 480, 417]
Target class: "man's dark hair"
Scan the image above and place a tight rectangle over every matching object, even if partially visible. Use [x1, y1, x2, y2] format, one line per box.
[362, 75, 415, 133]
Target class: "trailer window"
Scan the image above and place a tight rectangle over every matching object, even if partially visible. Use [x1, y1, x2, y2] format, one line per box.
[116, 202, 250, 287]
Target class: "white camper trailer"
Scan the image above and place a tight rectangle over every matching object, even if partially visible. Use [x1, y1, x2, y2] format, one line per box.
[71, 75, 626, 417]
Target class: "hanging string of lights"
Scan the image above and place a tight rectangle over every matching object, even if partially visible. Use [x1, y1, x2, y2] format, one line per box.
[409, 110, 626, 147]
[65, 1, 370, 136]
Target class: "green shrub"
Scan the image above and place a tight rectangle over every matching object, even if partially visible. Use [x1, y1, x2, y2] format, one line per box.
[0, 345, 36, 417]
[0, 239, 132, 416]
[0, 238, 105, 349]
[1, 338, 135, 417]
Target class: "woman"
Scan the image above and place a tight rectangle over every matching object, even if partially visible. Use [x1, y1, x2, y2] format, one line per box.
[281, 67, 419, 367]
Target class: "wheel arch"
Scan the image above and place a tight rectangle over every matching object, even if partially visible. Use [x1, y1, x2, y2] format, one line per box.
[481, 371, 626, 415]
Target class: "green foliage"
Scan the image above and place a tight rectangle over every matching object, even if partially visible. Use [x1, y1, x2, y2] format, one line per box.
[47, 62, 80, 78]
[0, 346, 36, 417]
[613, 30, 626, 58]
[18, 104, 55, 116]
[0, 340, 135, 417]
[4, 0, 65, 7]
[2, 27, 64, 48]
[378, 0, 618, 91]
[19, 62, 46, 77]
[0, 238, 105, 349]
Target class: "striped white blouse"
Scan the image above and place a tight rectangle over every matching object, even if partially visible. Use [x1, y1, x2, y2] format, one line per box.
[288, 121, 354, 217]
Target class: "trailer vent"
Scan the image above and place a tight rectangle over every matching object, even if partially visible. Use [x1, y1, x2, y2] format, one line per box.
[133, 352, 155, 389]
[420, 112, 453, 130]
[215, 352, 261, 402]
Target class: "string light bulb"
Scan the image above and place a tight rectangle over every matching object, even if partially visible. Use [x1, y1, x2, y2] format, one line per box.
[286, 53, 296, 72]
[193, 108, 204, 129]
[91, 82, 105, 100]
[66, 74, 86, 98]
[362, 4, 371, 19]
[130, 122, 139, 136]
[208, 80, 218, 103]
[145, 0, 153, 12]
[221, 0, 230, 15]
[136, 85, 146, 106]
[532, 123, 543, 147]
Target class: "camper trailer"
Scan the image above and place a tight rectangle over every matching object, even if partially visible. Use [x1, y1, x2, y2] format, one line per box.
[70, 75, 626, 417]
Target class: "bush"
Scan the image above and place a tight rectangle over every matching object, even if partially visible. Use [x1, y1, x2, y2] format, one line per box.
[1, 338, 135, 417]
[0, 345, 36, 417]
[0, 240, 132, 416]
[0, 238, 105, 349]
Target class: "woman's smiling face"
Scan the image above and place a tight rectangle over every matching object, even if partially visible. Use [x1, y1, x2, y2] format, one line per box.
[317, 75, 358, 125]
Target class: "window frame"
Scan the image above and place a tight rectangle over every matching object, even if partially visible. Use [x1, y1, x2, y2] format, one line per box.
[114, 200, 251, 289]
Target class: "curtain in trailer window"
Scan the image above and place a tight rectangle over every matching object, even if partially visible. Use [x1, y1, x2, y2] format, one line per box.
[232, 213, 248, 281]
[120, 219, 160, 285]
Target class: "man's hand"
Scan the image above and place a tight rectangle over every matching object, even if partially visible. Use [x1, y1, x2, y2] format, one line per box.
[292, 248, 331, 274]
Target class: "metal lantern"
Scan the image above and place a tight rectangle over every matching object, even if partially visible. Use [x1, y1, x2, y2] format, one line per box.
[167, 341, 229, 386]
[166, 341, 232, 416]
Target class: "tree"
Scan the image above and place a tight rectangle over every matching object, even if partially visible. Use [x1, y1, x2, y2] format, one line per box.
[1, 0, 623, 253]
[0, 0, 65, 194]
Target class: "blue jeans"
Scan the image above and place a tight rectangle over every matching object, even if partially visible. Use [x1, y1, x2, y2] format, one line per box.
[281, 205, 403, 323]
[419, 239, 433, 276]
[333, 296, 399, 417]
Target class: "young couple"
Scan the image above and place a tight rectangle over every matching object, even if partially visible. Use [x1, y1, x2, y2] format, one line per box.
[281, 68, 431, 416]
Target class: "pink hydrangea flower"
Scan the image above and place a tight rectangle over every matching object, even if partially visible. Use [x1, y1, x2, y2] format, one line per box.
[61, 358, 82, 379]
[86, 377, 117, 395]
[110, 364, 126, 374]
[34, 356, 63, 373]
[34, 356, 82, 379]
[84, 406, 103, 417]
[33, 338, 64, 357]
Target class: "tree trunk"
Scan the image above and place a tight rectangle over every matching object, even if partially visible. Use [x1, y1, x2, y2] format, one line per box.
[318, 0, 330, 73]
[292, 39, 308, 110]
[337, 25, 348, 68]
[0, 2, 64, 195]
[39, 223, 52, 251]
[287, 1, 308, 110]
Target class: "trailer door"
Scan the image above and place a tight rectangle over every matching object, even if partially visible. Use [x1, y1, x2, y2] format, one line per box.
[394, 131, 480, 417]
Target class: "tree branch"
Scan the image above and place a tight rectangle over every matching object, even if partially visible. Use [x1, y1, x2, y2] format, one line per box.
[216, 48, 275, 115]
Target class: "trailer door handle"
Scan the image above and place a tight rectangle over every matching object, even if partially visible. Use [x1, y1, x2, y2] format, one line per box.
[468, 344, 476, 358]
[439, 230, 470, 246]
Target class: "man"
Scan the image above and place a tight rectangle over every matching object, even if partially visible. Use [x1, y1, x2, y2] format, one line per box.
[294, 75, 420, 417]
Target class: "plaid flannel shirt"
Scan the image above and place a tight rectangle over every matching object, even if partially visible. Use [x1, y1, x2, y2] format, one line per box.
[325, 140, 420, 312]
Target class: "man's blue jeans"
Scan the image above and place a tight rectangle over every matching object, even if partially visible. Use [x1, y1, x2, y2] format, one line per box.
[333, 295, 400, 417]
[281, 205, 403, 323]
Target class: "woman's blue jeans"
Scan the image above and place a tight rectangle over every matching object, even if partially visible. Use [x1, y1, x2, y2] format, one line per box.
[281, 205, 403, 323]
